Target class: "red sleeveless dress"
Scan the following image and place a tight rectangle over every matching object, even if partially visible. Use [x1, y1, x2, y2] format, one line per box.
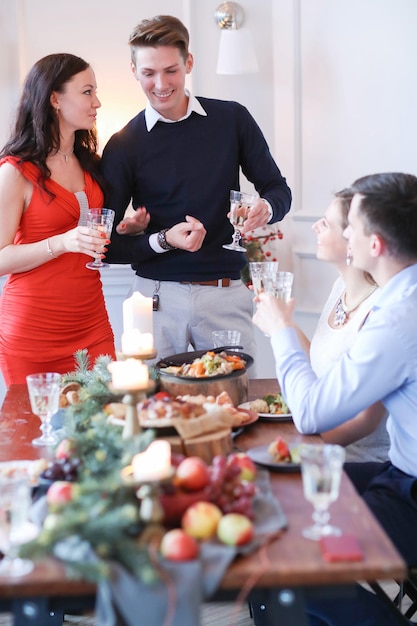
[0, 157, 115, 385]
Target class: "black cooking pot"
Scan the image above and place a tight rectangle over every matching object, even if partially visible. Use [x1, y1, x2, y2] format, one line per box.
[155, 347, 254, 406]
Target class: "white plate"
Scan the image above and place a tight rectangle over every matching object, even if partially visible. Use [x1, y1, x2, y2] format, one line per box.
[238, 402, 292, 422]
[246, 444, 300, 473]
[0, 460, 45, 486]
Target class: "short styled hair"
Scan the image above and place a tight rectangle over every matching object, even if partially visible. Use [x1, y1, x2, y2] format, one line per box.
[350, 172, 417, 260]
[129, 15, 190, 66]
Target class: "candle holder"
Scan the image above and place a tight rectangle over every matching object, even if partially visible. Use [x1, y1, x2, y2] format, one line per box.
[121, 465, 175, 543]
[116, 350, 157, 362]
[108, 381, 155, 439]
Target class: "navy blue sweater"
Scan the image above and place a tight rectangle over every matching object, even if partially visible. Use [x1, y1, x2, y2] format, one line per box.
[102, 97, 292, 281]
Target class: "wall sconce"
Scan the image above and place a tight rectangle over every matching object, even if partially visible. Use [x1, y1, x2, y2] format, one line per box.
[214, 2, 259, 75]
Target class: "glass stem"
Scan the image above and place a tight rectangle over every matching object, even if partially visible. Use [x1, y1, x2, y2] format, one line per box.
[233, 229, 242, 247]
[312, 508, 330, 527]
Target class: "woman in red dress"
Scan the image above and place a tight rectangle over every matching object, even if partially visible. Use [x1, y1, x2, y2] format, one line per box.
[0, 53, 116, 385]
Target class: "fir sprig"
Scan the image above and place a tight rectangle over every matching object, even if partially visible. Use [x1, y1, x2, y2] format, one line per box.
[20, 351, 159, 582]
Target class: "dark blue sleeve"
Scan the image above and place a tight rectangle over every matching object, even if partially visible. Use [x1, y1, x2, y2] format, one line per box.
[236, 103, 292, 223]
[100, 130, 156, 265]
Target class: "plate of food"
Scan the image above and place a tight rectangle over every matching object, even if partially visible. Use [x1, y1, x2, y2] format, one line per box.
[239, 392, 292, 422]
[246, 437, 301, 473]
[0, 459, 49, 486]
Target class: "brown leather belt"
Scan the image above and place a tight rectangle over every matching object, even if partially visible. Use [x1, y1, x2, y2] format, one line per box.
[179, 278, 231, 287]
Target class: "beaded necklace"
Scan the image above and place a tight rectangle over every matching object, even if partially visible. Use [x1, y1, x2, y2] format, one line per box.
[334, 286, 377, 326]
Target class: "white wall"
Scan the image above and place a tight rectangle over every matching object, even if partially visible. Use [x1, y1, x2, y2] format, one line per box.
[1, 0, 417, 399]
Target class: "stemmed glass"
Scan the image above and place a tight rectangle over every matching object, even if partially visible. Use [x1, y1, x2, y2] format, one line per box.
[223, 190, 258, 252]
[300, 443, 345, 540]
[26, 372, 61, 447]
[0, 474, 37, 577]
[85, 208, 115, 270]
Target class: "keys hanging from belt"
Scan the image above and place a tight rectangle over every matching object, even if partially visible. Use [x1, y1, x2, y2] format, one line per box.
[153, 280, 160, 311]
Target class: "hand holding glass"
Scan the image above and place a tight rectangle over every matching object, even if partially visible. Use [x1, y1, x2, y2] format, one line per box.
[86, 208, 115, 270]
[26, 372, 61, 447]
[0, 475, 37, 577]
[300, 443, 345, 540]
[223, 190, 258, 252]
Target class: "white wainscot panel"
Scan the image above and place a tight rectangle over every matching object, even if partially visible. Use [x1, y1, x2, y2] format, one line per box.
[101, 265, 134, 352]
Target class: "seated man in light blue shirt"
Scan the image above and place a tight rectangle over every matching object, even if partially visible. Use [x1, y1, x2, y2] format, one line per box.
[253, 171, 417, 626]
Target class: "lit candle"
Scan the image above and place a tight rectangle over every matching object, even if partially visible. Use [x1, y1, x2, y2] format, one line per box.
[132, 440, 172, 482]
[121, 329, 154, 356]
[123, 291, 153, 335]
[108, 358, 149, 390]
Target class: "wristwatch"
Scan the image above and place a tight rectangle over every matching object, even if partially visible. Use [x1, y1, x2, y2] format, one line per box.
[157, 228, 177, 251]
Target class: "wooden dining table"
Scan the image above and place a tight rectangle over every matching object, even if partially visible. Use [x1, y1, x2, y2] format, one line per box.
[0, 380, 407, 626]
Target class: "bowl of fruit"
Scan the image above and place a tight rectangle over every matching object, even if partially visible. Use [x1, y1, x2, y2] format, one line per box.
[159, 452, 257, 527]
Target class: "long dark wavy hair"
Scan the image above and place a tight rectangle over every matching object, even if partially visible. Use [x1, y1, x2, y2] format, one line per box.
[0, 53, 106, 192]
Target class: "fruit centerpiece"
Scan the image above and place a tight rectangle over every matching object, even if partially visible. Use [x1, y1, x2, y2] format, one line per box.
[20, 350, 267, 581]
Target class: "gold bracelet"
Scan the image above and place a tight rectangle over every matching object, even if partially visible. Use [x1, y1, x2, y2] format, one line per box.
[46, 239, 57, 259]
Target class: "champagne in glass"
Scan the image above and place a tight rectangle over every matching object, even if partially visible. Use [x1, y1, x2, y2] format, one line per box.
[85, 208, 115, 270]
[223, 190, 258, 252]
[249, 262, 279, 295]
[26, 372, 61, 447]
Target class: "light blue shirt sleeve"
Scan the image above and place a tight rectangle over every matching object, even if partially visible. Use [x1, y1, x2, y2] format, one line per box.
[269, 265, 417, 476]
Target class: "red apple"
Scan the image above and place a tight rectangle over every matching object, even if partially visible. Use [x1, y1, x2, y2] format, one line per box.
[182, 501, 223, 539]
[55, 438, 75, 460]
[217, 513, 254, 546]
[227, 452, 257, 481]
[46, 480, 78, 507]
[175, 456, 210, 491]
[160, 529, 199, 561]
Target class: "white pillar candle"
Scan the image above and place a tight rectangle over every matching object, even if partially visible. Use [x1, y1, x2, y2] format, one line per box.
[107, 358, 149, 390]
[121, 329, 154, 356]
[132, 440, 172, 482]
[123, 291, 153, 335]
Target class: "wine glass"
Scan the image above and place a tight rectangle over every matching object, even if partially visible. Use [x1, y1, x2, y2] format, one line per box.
[85, 208, 115, 270]
[223, 190, 258, 252]
[300, 443, 345, 540]
[0, 474, 37, 577]
[26, 372, 61, 447]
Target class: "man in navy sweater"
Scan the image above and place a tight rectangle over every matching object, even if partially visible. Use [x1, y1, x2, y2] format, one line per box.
[102, 14, 292, 366]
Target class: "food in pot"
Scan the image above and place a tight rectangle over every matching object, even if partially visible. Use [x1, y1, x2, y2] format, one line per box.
[161, 351, 246, 378]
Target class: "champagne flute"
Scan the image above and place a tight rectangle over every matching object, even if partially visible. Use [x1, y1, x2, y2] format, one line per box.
[300, 443, 345, 540]
[223, 190, 258, 252]
[26, 372, 61, 447]
[85, 208, 115, 270]
[0, 474, 37, 577]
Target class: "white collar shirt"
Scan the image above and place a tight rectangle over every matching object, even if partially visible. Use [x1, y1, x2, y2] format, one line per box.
[145, 90, 207, 132]
[270, 263, 417, 476]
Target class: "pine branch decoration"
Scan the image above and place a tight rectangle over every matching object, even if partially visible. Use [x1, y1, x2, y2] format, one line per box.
[20, 351, 159, 582]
